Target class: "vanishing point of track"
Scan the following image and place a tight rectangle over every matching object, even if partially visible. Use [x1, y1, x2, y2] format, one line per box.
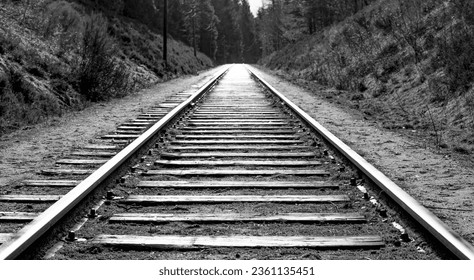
[0, 65, 473, 260]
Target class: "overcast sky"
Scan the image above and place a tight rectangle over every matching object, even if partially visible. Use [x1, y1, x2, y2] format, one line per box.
[248, 0, 265, 16]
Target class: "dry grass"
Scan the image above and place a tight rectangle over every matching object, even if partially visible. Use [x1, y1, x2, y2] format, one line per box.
[0, 0, 213, 135]
[260, 0, 474, 155]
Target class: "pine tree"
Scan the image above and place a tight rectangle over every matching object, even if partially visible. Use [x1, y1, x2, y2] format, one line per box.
[122, 0, 161, 31]
[211, 0, 242, 63]
[168, 0, 187, 43]
[239, 0, 260, 62]
[196, 0, 219, 60]
[182, 0, 198, 56]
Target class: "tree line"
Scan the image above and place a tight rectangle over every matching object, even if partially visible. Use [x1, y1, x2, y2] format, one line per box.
[79, 0, 260, 63]
[79, 0, 379, 64]
[255, 0, 377, 57]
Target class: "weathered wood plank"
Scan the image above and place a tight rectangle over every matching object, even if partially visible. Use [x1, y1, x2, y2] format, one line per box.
[93, 235, 384, 249]
[138, 114, 166, 117]
[170, 140, 305, 145]
[180, 125, 295, 133]
[70, 151, 116, 157]
[160, 152, 318, 158]
[22, 180, 80, 187]
[0, 212, 39, 222]
[136, 117, 162, 121]
[181, 126, 295, 131]
[194, 112, 279, 115]
[154, 160, 321, 167]
[138, 114, 164, 117]
[192, 116, 284, 119]
[175, 135, 298, 139]
[121, 195, 347, 204]
[193, 110, 280, 113]
[187, 122, 289, 126]
[0, 195, 62, 202]
[158, 103, 180, 107]
[167, 145, 313, 151]
[109, 212, 366, 223]
[102, 134, 139, 139]
[195, 109, 276, 112]
[180, 130, 297, 134]
[40, 169, 93, 176]
[146, 110, 172, 113]
[56, 159, 107, 165]
[199, 105, 271, 108]
[115, 130, 145, 135]
[199, 107, 274, 109]
[110, 139, 132, 144]
[83, 145, 120, 150]
[117, 126, 147, 130]
[121, 122, 153, 126]
[188, 119, 289, 122]
[137, 180, 338, 189]
[144, 169, 330, 176]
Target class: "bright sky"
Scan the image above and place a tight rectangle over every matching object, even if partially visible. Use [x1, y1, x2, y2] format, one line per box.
[248, 0, 265, 16]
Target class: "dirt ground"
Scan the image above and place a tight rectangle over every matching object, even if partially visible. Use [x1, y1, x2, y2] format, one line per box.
[248, 65, 474, 246]
[0, 66, 226, 188]
[0, 63, 472, 250]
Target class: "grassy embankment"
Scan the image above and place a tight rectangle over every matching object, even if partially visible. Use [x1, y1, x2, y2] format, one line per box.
[261, 0, 474, 154]
[0, 0, 212, 135]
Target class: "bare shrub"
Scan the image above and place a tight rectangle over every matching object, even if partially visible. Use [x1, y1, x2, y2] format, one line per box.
[0, 67, 63, 134]
[392, 0, 427, 69]
[43, 0, 84, 56]
[430, 0, 474, 95]
[427, 75, 450, 103]
[74, 13, 130, 101]
[437, 28, 474, 94]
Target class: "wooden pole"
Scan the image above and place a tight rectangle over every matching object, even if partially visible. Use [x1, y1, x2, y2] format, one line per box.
[163, 0, 168, 67]
[192, 4, 197, 57]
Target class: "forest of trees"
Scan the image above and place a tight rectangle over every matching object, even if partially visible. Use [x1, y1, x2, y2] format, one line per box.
[255, 0, 377, 56]
[82, 0, 260, 63]
[82, 0, 378, 64]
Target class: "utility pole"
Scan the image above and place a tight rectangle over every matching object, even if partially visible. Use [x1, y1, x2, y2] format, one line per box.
[192, 0, 197, 57]
[163, 0, 168, 67]
[192, 10, 197, 57]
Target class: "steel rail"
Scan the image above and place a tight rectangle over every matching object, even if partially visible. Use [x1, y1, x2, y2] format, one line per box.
[246, 66, 474, 260]
[0, 66, 230, 260]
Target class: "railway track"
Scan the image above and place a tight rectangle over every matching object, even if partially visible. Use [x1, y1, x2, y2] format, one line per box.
[0, 65, 473, 260]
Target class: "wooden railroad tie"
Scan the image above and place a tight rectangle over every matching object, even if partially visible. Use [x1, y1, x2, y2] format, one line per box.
[109, 212, 366, 224]
[166, 145, 314, 151]
[137, 180, 339, 189]
[92, 235, 385, 249]
[174, 135, 299, 139]
[40, 169, 93, 176]
[154, 160, 322, 167]
[120, 195, 349, 205]
[144, 169, 330, 176]
[56, 159, 108, 165]
[170, 140, 306, 145]
[179, 130, 298, 134]
[0, 212, 39, 222]
[22, 180, 80, 188]
[0, 195, 62, 203]
[160, 152, 318, 158]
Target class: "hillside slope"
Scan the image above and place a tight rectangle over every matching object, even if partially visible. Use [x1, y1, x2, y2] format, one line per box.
[260, 0, 474, 154]
[0, 0, 212, 135]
